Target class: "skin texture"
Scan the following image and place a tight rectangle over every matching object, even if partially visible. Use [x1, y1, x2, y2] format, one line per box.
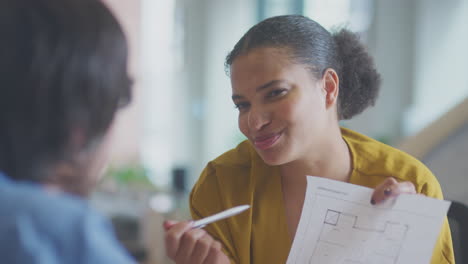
[163, 47, 416, 263]
[164, 221, 230, 264]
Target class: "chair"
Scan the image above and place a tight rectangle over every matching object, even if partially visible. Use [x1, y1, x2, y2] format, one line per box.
[447, 200, 468, 264]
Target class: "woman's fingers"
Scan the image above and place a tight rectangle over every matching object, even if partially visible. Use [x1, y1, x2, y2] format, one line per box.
[163, 220, 230, 264]
[174, 228, 207, 264]
[164, 221, 194, 259]
[371, 177, 397, 204]
[163, 220, 179, 230]
[371, 177, 416, 205]
[190, 234, 214, 264]
[385, 181, 416, 197]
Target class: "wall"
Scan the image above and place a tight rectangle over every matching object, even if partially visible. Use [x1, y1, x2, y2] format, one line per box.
[404, 0, 468, 136]
[101, 0, 143, 164]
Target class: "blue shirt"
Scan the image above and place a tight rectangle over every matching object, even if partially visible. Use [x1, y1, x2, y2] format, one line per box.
[0, 172, 135, 264]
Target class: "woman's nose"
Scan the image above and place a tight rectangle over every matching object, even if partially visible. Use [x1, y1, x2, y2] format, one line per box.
[247, 106, 270, 131]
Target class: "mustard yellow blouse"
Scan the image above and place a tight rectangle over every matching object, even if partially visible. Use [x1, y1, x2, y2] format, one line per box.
[190, 128, 454, 263]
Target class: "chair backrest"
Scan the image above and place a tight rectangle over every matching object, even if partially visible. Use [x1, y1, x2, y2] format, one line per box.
[447, 200, 468, 264]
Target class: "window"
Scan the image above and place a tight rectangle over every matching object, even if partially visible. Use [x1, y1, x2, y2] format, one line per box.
[304, 0, 373, 33]
[258, 0, 303, 20]
[139, 0, 183, 187]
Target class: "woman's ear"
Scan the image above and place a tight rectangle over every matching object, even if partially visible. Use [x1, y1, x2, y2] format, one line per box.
[322, 68, 340, 108]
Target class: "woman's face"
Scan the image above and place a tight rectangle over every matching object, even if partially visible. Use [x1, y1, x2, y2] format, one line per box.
[230, 48, 338, 165]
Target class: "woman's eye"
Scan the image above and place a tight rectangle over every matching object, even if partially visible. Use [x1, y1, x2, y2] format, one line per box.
[267, 89, 287, 98]
[234, 102, 249, 110]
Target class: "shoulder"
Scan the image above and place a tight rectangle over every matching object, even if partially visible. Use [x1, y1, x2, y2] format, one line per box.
[0, 180, 133, 263]
[191, 140, 259, 215]
[0, 180, 94, 228]
[342, 128, 443, 198]
[193, 140, 256, 194]
[189, 142, 259, 261]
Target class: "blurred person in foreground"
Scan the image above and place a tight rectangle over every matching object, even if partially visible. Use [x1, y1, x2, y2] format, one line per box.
[0, 0, 136, 263]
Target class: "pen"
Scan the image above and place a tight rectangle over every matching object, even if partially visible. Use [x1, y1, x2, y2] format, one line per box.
[192, 205, 250, 228]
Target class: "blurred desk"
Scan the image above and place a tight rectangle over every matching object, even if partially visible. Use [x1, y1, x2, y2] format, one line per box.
[91, 190, 190, 264]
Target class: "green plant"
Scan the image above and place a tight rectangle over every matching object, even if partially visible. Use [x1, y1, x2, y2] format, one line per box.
[104, 164, 158, 190]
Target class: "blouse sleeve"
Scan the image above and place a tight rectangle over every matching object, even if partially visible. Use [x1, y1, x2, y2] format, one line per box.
[190, 162, 238, 263]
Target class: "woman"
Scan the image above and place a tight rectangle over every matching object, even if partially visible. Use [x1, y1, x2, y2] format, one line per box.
[164, 15, 454, 264]
[0, 0, 135, 263]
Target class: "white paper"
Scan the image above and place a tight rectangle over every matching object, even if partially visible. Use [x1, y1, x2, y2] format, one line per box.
[287, 176, 451, 264]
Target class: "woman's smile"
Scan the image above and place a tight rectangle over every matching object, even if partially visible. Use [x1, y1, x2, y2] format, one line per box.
[253, 131, 282, 150]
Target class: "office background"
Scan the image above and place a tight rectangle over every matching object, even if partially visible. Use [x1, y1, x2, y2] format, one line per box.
[93, 0, 468, 262]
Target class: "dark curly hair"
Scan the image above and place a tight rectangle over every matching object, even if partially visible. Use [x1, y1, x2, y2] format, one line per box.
[225, 15, 381, 120]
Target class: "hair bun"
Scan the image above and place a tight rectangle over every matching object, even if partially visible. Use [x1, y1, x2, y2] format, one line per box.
[333, 29, 381, 120]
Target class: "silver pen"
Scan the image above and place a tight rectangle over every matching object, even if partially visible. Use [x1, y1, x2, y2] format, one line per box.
[193, 205, 250, 228]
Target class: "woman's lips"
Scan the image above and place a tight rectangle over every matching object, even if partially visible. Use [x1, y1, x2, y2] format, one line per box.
[253, 133, 281, 150]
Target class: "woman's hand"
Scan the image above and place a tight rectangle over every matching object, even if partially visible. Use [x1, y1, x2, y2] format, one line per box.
[371, 177, 419, 205]
[163, 220, 231, 264]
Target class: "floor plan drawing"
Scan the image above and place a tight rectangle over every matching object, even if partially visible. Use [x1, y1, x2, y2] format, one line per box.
[286, 176, 451, 264]
[310, 209, 408, 264]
